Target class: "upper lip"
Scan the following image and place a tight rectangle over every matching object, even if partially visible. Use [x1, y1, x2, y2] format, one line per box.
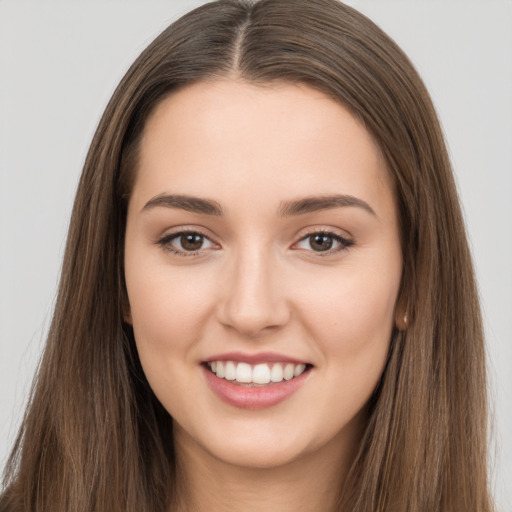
[203, 351, 311, 365]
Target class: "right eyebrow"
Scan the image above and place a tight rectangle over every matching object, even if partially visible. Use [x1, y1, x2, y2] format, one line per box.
[141, 194, 223, 216]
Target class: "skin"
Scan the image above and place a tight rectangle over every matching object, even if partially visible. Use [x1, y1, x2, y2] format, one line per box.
[124, 79, 403, 511]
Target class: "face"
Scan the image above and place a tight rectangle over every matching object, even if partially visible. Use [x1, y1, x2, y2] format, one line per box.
[124, 80, 403, 470]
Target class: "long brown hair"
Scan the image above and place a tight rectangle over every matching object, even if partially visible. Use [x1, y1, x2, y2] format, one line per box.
[1, 1, 493, 510]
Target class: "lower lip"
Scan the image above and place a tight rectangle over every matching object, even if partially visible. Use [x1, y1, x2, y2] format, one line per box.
[202, 365, 310, 410]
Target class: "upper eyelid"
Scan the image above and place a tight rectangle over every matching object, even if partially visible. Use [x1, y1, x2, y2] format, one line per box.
[157, 230, 218, 257]
[160, 231, 216, 247]
[297, 232, 351, 243]
[156, 226, 353, 249]
[157, 226, 216, 242]
[294, 225, 353, 242]
[294, 232, 353, 249]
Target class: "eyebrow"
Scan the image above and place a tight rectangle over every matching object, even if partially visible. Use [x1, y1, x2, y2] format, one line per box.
[142, 194, 223, 215]
[278, 194, 376, 217]
[141, 193, 376, 217]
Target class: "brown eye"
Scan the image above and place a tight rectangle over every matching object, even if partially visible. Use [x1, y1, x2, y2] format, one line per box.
[309, 234, 333, 252]
[158, 231, 216, 255]
[294, 231, 353, 254]
[180, 233, 205, 251]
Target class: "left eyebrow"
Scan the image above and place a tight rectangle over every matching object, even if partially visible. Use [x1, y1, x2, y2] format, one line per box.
[278, 194, 376, 217]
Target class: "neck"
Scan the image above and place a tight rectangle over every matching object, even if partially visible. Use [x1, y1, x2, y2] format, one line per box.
[173, 424, 360, 512]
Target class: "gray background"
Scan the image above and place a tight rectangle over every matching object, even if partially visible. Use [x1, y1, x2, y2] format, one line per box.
[0, 1, 510, 509]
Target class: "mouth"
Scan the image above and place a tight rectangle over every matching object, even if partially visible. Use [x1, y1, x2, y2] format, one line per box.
[203, 360, 312, 387]
[201, 356, 313, 409]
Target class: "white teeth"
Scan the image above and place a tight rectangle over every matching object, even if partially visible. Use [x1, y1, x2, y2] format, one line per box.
[208, 361, 309, 385]
[225, 361, 236, 381]
[270, 364, 283, 382]
[294, 364, 306, 377]
[283, 363, 295, 381]
[252, 364, 271, 384]
[235, 362, 252, 383]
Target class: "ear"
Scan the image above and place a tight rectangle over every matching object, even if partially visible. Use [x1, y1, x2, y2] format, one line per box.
[123, 306, 133, 325]
[394, 285, 409, 331]
[122, 293, 133, 325]
[121, 279, 133, 324]
[395, 309, 408, 331]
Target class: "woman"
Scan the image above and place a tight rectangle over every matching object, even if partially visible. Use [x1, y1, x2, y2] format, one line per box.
[0, 0, 494, 510]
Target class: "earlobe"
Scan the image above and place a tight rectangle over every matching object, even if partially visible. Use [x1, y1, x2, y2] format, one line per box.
[394, 290, 409, 331]
[121, 282, 133, 324]
[123, 304, 133, 325]
[394, 276, 409, 331]
[395, 310, 408, 331]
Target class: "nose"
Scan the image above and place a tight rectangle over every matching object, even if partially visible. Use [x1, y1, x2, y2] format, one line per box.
[216, 245, 291, 338]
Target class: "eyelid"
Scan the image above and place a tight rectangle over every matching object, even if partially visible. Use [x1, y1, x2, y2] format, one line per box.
[295, 225, 353, 241]
[155, 225, 353, 257]
[156, 227, 220, 256]
[291, 227, 354, 254]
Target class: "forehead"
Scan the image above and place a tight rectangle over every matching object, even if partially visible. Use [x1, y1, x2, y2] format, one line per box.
[131, 79, 395, 220]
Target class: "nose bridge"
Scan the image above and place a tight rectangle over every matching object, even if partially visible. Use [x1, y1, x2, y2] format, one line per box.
[218, 240, 289, 336]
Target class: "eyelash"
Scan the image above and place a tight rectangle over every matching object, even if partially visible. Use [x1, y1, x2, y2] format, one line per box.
[156, 229, 353, 257]
[294, 230, 354, 255]
[157, 230, 216, 257]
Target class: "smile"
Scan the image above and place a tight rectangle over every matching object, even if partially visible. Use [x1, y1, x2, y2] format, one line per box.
[206, 361, 308, 385]
[202, 356, 313, 409]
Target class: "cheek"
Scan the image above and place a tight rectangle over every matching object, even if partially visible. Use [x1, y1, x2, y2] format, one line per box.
[294, 263, 400, 429]
[125, 266, 217, 416]
[125, 257, 215, 367]
[296, 260, 400, 365]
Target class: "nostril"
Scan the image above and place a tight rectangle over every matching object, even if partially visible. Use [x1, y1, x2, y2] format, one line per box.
[215, 262, 291, 336]
[216, 299, 291, 337]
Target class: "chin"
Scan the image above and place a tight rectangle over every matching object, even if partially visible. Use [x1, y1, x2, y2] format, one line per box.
[208, 438, 309, 470]
[174, 417, 313, 470]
